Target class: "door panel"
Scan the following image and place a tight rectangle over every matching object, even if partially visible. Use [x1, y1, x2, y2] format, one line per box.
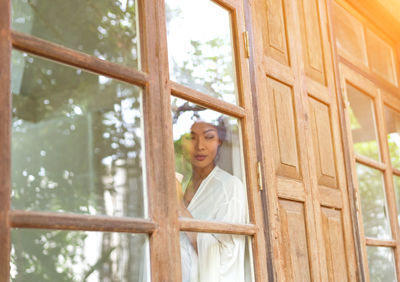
[297, 0, 326, 84]
[266, 77, 301, 179]
[321, 207, 349, 282]
[261, 0, 290, 65]
[279, 200, 312, 282]
[252, 0, 358, 280]
[309, 98, 337, 188]
[365, 29, 398, 86]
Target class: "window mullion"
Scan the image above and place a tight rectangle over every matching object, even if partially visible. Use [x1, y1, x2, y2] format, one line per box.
[141, 0, 182, 281]
[0, 0, 11, 280]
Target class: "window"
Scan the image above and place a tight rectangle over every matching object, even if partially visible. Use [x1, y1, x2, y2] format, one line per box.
[0, 0, 267, 281]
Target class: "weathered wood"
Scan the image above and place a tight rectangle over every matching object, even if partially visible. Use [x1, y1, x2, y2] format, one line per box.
[392, 167, 400, 176]
[355, 154, 386, 171]
[236, 1, 270, 281]
[11, 31, 148, 87]
[179, 218, 257, 235]
[339, 61, 373, 282]
[365, 238, 396, 247]
[9, 210, 156, 233]
[243, 0, 274, 280]
[339, 55, 400, 96]
[141, 0, 181, 281]
[326, 2, 366, 279]
[333, 3, 400, 279]
[170, 81, 246, 118]
[374, 90, 400, 280]
[344, 0, 400, 41]
[251, 0, 324, 280]
[0, 0, 11, 280]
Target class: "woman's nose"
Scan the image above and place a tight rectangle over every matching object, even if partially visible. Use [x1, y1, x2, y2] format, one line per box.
[195, 138, 205, 150]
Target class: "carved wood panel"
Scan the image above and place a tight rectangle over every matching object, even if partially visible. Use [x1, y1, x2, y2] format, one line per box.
[309, 98, 337, 188]
[365, 29, 398, 85]
[298, 0, 326, 84]
[262, 0, 290, 65]
[279, 200, 312, 282]
[267, 76, 301, 179]
[321, 207, 349, 282]
[332, 2, 368, 67]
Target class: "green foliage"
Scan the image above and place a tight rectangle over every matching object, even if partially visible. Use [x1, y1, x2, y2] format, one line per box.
[11, 1, 146, 280]
[356, 164, 391, 239]
[172, 37, 236, 103]
[367, 246, 396, 282]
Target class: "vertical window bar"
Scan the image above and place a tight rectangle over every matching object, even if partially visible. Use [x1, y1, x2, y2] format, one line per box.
[0, 0, 11, 280]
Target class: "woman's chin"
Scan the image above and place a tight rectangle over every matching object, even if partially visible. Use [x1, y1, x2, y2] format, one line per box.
[192, 161, 214, 170]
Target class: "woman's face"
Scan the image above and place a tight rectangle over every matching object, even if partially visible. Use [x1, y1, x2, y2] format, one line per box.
[189, 122, 221, 169]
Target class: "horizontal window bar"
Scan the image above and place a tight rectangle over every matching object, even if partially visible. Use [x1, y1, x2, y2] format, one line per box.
[365, 237, 396, 247]
[11, 31, 148, 86]
[170, 81, 246, 118]
[355, 154, 386, 171]
[179, 217, 257, 235]
[10, 210, 156, 233]
[392, 167, 400, 176]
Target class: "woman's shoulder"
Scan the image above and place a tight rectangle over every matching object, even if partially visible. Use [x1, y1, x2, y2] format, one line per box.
[212, 167, 244, 193]
[213, 166, 239, 181]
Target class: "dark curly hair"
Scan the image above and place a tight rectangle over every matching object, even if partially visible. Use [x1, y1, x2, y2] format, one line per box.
[216, 116, 227, 143]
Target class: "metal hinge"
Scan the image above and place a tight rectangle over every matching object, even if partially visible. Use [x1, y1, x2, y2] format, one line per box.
[257, 161, 263, 191]
[243, 31, 250, 58]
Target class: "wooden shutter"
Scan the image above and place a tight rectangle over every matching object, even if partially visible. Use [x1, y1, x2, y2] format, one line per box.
[250, 0, 358, 280]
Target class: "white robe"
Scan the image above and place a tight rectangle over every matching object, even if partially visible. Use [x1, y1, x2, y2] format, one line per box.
[181, 166, 247, 282]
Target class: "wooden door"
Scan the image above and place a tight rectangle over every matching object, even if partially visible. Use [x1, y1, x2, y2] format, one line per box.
[330, 1, 400, 280]
[250, 0, 358, 280]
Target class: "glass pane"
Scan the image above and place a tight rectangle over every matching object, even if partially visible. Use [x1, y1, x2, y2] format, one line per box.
[12, 0, 140, 69]
[172, 98, 248, 224]
[166, 0, 238, 104]
[356, 164, 391, 239]
[11, 229, 149, 282]
[393, 175, 400, 223]
[180, 232, 254, 282]
[367, 246, 396, 282]
[11, 51, 146, 217]
[384, 106, 400, 169]
[347, 84, 380, 161]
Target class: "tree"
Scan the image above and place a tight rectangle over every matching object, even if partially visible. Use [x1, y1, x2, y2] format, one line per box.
[11, 0, 147, 281]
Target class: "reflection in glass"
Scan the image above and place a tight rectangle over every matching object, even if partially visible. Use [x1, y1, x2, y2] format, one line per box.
[367, 246, 396, 282]
[393, 176, 400, 223]
[347, 84, 380, 161]
[356, 164, 391, 239]
[172, 97, 247, 222]
[165, 0, 238, 104]
[180, 232, 254, 282]
[384, 106, 400, 169]
[11, 229, 149, 282]
[11, 51, 146, 217]
[12, 0, 140, 68]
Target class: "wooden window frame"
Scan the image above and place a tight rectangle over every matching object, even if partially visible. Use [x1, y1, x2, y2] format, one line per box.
[0, 0, 269, 281]
[327, 0, 400, 280]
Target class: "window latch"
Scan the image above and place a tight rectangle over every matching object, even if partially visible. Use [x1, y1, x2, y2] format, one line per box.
[257, 161, 263, 191]
[243, 31, 250, 58]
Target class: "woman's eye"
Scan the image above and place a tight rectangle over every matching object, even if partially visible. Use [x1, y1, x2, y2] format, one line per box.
[205, 135, 215, 140]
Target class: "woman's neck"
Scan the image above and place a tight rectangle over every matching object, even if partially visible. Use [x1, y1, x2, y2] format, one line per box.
[183, 163, 216, 207]
[192, 163, 216, 185]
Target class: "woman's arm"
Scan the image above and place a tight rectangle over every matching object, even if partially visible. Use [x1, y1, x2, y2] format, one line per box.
[178, 201, 198, 253]
[176, 175, 198, 253]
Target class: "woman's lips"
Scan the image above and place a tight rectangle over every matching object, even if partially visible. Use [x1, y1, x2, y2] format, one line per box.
[195, 155, 207, 161]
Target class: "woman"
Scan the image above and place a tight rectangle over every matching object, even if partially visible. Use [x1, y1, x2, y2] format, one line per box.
[177, 120, 248, 282]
